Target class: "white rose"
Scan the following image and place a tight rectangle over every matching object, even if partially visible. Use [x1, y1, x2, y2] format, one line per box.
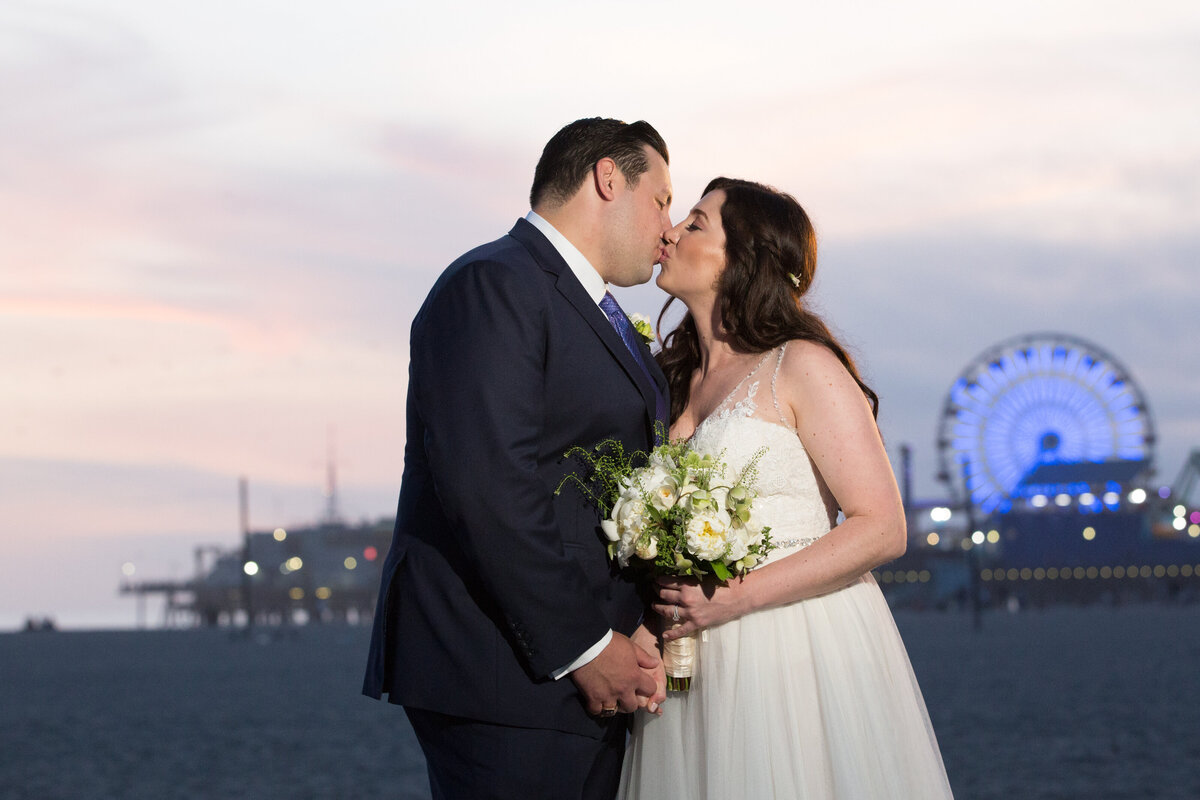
[648, 474, 679, 511]
[685, 509, 734, 562]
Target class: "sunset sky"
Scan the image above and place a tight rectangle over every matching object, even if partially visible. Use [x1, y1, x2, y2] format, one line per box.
[3, 0, 1198, 628]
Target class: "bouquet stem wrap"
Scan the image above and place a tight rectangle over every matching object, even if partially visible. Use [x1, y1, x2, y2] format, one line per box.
[663, 625, 696, 691]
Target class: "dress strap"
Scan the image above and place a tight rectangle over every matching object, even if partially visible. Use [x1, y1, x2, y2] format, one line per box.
[710, 349, 773, 417]
[770, 342, 791, 428]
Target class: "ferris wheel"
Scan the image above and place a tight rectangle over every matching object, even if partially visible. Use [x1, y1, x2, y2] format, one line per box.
[936, 332, 1155, 514]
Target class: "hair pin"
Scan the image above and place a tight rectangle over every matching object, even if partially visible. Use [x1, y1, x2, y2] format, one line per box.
[787, 273, 801, 289]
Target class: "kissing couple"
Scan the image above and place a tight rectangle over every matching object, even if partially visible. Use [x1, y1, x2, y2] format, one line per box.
[363, 118, 954, 799]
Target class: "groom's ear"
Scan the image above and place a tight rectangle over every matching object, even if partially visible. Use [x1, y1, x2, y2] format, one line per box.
[592, 157, 619, 201]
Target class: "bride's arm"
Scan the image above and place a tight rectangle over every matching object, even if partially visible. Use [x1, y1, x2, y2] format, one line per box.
[653, 340, 906, 637]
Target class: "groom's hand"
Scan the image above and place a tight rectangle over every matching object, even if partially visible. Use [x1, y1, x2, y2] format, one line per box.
[571, 632, 658, 716]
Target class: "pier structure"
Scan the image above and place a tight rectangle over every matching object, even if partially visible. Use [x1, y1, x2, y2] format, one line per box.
[879, 333, 1200, 609]
[120, 518, 393, 628]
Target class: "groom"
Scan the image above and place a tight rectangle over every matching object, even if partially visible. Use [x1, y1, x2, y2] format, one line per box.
[363, 118, 673, 799]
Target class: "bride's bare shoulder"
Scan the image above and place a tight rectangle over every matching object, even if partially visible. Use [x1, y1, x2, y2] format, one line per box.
[776, 339, 868, 410]
[778, 339, 848, 380]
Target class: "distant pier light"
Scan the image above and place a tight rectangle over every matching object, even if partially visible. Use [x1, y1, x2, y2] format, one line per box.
[930, 507, 952, 523]
[243, 561, 259, 576]
[273, 528, 287, 541]
[121, 562, 136, 577]
[1128, 488, 1147, 504]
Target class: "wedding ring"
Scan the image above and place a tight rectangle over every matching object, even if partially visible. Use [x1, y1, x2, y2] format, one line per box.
[672, 605, 680, 623]
[599, 706, 618, 717]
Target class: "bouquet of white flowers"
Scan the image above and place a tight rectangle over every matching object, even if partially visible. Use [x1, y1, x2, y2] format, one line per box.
[559, 436, 773, 690]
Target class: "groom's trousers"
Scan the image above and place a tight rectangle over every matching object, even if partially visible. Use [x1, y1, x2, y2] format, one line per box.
[405, 707, 626, 800]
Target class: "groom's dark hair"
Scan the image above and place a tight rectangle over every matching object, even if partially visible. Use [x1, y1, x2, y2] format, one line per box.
[530, 118, 669, 209]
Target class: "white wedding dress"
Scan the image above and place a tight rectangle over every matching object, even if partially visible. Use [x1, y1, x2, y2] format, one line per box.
[619, 345, 954, 799]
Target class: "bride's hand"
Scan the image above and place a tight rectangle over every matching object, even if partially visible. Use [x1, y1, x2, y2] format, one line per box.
[652, 575, 752, 639]
[630, 623, 666, 714]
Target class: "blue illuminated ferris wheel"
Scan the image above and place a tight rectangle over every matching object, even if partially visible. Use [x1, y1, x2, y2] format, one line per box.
[937, 333, 1155, 514]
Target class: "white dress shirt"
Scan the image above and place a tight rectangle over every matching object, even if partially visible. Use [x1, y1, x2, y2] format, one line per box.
[524, 210, 615, 680]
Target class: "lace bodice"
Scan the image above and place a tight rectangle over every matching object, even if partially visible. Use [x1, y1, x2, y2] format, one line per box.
[688, 344, 838, 564]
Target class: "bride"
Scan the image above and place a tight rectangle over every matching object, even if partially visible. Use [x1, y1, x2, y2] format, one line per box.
[619, 178, 954, 798]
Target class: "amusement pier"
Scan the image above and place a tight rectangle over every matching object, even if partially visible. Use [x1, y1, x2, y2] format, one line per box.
[121, 331, 1200, 627]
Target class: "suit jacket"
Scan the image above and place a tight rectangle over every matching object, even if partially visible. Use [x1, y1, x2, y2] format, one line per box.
[362, 218, 668, 738]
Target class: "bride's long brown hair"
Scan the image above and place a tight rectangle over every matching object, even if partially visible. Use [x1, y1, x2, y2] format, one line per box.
[656, 177, 878, 423]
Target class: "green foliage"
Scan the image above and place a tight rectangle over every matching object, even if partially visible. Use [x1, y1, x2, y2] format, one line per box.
[555, 438, 642, 517]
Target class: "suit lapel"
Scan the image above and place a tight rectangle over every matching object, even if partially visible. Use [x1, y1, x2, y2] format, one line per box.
[509, 219, 660, 432]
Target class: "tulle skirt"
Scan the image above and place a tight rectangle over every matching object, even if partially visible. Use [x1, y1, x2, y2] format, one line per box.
[618, 574, 954, 799]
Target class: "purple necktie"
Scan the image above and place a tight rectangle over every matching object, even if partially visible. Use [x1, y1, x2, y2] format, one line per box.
[599, 292, 668, 433]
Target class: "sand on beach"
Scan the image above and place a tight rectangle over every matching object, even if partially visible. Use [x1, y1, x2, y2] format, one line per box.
[2, 606, 1198, 799]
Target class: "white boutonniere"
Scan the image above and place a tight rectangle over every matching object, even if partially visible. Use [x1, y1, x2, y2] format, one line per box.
[629, 313, 655, 345]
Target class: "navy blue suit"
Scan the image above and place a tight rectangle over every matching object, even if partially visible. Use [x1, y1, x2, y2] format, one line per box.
[363, 219, 667, 795]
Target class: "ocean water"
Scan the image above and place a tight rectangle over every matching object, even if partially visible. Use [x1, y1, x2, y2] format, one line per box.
[2, 606, 1198, 799]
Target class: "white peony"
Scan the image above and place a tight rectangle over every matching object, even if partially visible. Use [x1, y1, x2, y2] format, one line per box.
[685, 509, 734, 562]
